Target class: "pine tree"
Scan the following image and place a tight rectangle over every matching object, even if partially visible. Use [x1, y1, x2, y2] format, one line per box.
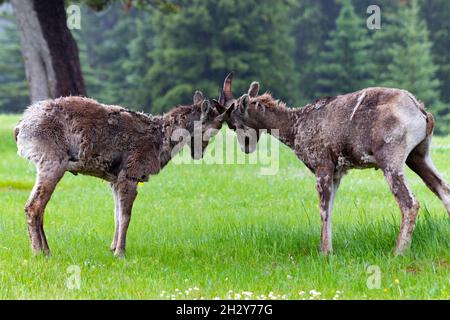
[382, 0, 450, 134]
[121, 17, 155, 109]
[147, 0, 299, 113]
[0, 9, 29, 112]
[422, 0, 450, 102]
[291, 0, 340, 104]
[74, 3, 150, 108]
[359, 0, 446, 133]
[315, 0, 375, 97]
[381, 0, 440, 106]
[369, 6, 402, 85]
[420, 0, 450, 133]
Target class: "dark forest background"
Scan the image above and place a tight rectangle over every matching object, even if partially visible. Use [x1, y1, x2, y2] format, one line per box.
[1, 0, 450, 133]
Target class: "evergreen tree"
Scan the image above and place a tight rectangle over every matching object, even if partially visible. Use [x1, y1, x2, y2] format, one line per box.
[420, 0, 450, 133]
[147, 0, 299, 113]
[121, 17, 155, 109]
[381, 0, 440, 107]
[421, 0, 450, 105]
[0, 9, 29, 112]
[75, 34, 103, 101]
[74, 3, 152, 108]
[69, 4, 164, 111]
[360, 0, 447, 133]
[291, 0, 340, 104]
[315, 0, 375, 97]
[370, 4, 404, 84]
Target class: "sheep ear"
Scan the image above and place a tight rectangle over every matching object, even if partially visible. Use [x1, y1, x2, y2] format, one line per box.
[201, 100, 211, 115]
[248, 82, 260, 97]
[193, 91, 204, 105]
[211, 99, 226, 114]
[240, 94, 250, 113]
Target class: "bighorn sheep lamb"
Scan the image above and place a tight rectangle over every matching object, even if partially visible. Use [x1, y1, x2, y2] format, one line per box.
[15, 92, 226, 257]
[220, 73, 450, 255]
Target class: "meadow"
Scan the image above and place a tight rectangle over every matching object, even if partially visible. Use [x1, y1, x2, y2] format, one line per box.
[0, 114, 448, 299]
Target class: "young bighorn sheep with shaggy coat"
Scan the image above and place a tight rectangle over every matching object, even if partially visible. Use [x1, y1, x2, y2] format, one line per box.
[15, 92, 225, 257]
[220, 74, 450, 255]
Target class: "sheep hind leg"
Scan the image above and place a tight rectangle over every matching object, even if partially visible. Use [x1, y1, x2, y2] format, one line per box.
[407, 137, 450, 217]
[25, 163, 65, 255]
[376, 157, 420, 255]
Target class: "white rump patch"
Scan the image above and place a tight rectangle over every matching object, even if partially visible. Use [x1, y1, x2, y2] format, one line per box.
[403, 90, 427, 119]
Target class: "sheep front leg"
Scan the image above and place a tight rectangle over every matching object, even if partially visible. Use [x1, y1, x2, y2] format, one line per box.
[315, 165, 341, 256]
[110, 183, 120, 252]
[113, 179, 138, 258]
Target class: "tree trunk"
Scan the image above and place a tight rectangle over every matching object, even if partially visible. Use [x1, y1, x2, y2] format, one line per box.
[11, 0, 86, 103]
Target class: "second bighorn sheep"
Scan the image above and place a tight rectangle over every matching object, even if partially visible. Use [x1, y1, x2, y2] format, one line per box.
[220, 73, 450, 255]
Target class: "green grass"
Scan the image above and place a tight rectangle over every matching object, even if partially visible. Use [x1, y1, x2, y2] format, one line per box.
[0, 114, 448, 299]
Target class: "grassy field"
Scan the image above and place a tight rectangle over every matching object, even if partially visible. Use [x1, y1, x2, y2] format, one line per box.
[0, 114, 448, 299]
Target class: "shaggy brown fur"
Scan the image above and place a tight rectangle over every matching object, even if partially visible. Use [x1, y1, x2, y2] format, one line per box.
[15, 93, 225, 257]
[221, 74, 450, 255]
